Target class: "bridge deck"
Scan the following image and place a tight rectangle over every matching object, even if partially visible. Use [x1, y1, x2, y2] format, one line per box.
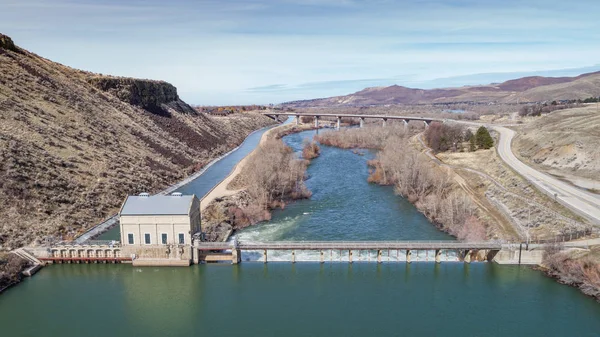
[196, 241, 502, 251]
[262, 112, 442, 122]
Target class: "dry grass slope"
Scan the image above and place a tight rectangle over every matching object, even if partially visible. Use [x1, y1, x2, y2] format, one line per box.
[0, 34, 275, 249]
[513, 105, 600, 190]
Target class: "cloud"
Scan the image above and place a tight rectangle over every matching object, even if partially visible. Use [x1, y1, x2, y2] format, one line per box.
[1, 0, 599, 104]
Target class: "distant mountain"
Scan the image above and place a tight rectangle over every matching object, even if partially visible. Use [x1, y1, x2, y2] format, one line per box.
[0, 33, 274, 249]
[284, 72, 600, 107]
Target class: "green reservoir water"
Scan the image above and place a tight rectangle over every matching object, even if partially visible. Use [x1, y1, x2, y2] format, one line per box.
[2, 264, 600, 337]
[2, 126, 599, 336]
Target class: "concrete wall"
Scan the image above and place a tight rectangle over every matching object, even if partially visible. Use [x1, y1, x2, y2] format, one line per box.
[122, 245, 193, 266]
[493, 246, 544, 265]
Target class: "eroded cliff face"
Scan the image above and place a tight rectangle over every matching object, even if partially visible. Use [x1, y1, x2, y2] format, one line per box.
[0, 34, 18, 53]
[88, 77, 195, 115]
[0, 34, 276, 249]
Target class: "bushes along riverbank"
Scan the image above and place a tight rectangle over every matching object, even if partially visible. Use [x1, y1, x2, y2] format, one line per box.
[202, 127, 313, 241]
[316, 126, 487, 241]
[541, 245, 600, 302]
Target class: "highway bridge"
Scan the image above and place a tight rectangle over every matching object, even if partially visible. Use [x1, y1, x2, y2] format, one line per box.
[262, 112, 443, 128]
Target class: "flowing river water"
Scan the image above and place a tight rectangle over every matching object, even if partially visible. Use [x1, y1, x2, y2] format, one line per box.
[1, 125, 600, 336]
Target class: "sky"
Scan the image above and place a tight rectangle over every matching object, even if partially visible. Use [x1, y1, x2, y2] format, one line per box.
[1, 0, 600, 105]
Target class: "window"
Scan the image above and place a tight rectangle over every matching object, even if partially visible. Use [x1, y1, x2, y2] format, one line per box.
[144, 233, 151, 245]
[178, 233, 185, 244]
[161, 233, 168, 245]
[127, 233, 134, 245]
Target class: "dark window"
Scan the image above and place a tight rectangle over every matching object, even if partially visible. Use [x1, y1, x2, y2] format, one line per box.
[178, 233, 185, 244]
[144, 233, 151, 244]
[127, 233, 134, 245]
[161, 233, 168, 245]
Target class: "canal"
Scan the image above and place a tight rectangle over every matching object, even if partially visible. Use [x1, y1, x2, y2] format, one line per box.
[1, 124, 599, 336]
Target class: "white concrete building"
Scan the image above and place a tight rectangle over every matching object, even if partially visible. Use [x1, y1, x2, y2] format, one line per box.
[119, 193, 200, 246]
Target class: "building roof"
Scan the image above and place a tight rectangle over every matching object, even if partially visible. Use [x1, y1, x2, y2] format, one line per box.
[120, 194, 196, 216]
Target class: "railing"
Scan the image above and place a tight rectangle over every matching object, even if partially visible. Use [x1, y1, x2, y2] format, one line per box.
[51, 240, 121, 247]
[196, 240, 504, 250]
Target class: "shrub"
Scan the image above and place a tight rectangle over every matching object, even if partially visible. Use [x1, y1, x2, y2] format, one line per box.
[302, 141, 321, 159]
[236, 138, 311, 210]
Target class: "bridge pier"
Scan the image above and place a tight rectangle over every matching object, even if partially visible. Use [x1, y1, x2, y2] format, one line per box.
[336, 116, 341, 130]
[406, 250, 412, 263]
[295, 115, 300, 126]
[403, 119, 408, 131]
[232, 249, 240, 264]
[291, 250, 296, 263]
[359, 117, 365, 128]
[320, 250, 324, 263]
[382, 118, 387, 127]
[314, 116, 319, 128]
[423, 121, 429, 128]
[377, 250, 382, 263]
[435, 249, 441, 263]
[263, 249, 268, 263]
[464, 250, 472, 263]
[349, 250, 353, 263]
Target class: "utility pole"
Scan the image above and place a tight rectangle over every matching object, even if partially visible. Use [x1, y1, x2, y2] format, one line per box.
[527, 206, 531, 249]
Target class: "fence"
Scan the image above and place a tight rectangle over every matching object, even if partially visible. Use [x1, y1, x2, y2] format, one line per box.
[528, 228, 600, 244]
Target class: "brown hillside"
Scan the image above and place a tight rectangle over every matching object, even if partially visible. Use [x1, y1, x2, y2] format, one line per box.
[496, 76, 574, 91]
[285, 71, 600, 107]
[0, 34, 275, 249]
[511, 73, 600, 103]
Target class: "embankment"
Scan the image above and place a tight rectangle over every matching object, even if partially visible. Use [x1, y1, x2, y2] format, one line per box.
[0, 254, 29, 294]
[538, 245, 600, 302]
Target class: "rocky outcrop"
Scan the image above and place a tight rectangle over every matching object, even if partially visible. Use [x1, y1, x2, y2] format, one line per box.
[88, 77, 195, 115]
[0, 34, 18, 53]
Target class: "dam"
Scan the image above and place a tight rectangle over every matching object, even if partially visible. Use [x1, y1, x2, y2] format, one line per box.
[3, 124, 600, 337]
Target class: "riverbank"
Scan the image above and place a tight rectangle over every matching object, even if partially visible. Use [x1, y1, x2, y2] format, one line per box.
[0, 253, 29, 294]
[202, 124, 317, 241]
[537, 245, 600, 302]
[314, 126, 488, 241]
[200, 122, 301, 211]
[71, 116, 279, 243]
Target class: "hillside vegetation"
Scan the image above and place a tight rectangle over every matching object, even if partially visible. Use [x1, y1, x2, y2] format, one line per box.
[514, 105, 600, 191]
[0, 34, 275, 249]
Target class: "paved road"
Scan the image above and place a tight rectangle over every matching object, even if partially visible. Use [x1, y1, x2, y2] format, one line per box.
[493, 125, 600, 225]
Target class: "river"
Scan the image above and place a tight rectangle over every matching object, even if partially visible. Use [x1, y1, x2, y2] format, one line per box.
[1, 126, 599, 336]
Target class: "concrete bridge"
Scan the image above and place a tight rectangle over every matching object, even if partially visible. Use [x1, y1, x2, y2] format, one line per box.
[195, 240, 503, 264]
[262, 112, 443, 129]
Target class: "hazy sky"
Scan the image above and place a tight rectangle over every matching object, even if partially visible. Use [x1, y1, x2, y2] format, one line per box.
[2, 0, 600, 105]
